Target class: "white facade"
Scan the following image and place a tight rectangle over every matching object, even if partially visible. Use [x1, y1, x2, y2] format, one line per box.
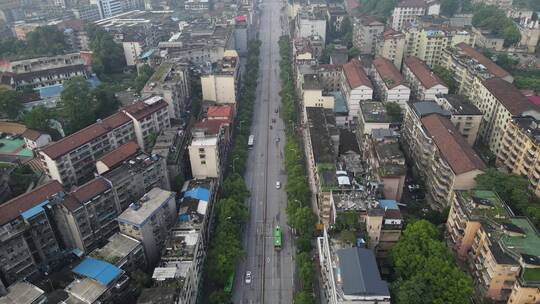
[201, 74, 236, 104]
[122, 42, 143, 66]
[392, 5, 426, 31]
[189, 136, 220, 179]
[297, 14, 327, 43]
[303, 89, 335, 109]
[117, 188, 177, 264]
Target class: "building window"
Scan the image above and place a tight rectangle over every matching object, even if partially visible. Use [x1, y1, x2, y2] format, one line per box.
[201, 160, 206, 165]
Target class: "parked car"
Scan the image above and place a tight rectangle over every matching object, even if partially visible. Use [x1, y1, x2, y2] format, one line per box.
[276, 181, 281, 189]
[245, 271, 252, 284]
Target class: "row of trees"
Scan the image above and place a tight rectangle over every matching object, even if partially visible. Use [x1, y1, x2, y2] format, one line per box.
[472, 5, 521, 47]
[0, 26, 67, 59]
[205, 39, 261, 304]
[390, 220, 473, 303]
[475, 168, 540, 227]
[279, 35, 317, 304]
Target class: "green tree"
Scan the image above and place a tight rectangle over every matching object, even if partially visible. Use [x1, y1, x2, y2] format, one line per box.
[59, 77, 96, 134]
[503, 25, 521, 47]
[385, 102, 402, 122]
[440, 0, 459, 16]
[295, 236, 313, 253]
[130, 270, 151, 296]
[26, 26, 67, 55]
[208, 290, 231, 304]
[347, 47, 360, 60]
[0, 89, 23, 119]
[8, 165, 36, 197]
[87, 25, 126, 77]
[293, 291, 315, 304]
[290, 207, 317, 237]
[92, 84, 120, 118]
[134, 65, 155, 92]
[23, 106, 55, 131]
[297, 252, 314, 290]
[334, 211, 357, 231]
[432, 65, 457, 93]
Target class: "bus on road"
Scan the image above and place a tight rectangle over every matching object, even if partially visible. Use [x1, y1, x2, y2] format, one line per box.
[274, 225, 282, 250]
[248, 135, 255, 149]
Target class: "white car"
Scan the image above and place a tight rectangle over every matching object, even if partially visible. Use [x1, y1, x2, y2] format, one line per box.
[275, 181, 281, 189]
[245, 271, 252, 284]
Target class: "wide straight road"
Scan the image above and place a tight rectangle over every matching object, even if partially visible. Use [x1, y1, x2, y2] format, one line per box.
[232, 0, 294, 303]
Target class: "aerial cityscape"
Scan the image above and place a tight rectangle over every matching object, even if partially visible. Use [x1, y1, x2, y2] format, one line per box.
[0, 0, 539, 303]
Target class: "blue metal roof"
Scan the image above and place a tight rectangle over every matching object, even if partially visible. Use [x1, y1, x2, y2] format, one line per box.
[72, 257, 122, 286]
[184, 187, 210, 202]
[329, 91, 347, 114]
[378, 200, 399, 210]
[21, 200, 49, 219]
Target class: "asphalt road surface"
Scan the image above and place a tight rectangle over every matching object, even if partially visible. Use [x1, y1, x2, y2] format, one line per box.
[231, 0, 295, 303]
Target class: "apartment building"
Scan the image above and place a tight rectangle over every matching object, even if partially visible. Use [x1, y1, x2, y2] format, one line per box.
[188, 125, 227, 179]
[122, 97, 171, 151]
[0, 181, 64, 285]
[403, 56, 448, 101]
[152, 126, 190, 184]
[440, 42, 513, 97]
[39, 112, 135, 188]
[376, 28, 406, 69]
[302, 74, 336, 110]
[152, 223, 205, 304]
[318, 64, 342, 92]
[0, 53, 89, 90]
[0, 281, 46, 303]
[358, 102, 393, 135]
[341, 59, 373, 119]
[352, 15, 384, 55]
[434, 94, 482, 145]
[402, 111, 485, 210]
[96, 141, 170, 211]
[72, 4, 101, 22]
[93, 0, 144, 19]
[472, 78, 539, 155]
[403, 24, 475, 67]
[117, 188, 177, 264]
[90, 232, 147, 273]
[52, 177, 120, 254]
[296, 11, 327, 43]
[371, 56, 411, 106]
[317, 229, 391, 303]
[497, 116, 540, 197]
[391, 0, 440, 31]
[142, 60, 191, 120]
[201, 50, 240, 104]
[158, 20, 233, 64]
[367, 136, 407, 202]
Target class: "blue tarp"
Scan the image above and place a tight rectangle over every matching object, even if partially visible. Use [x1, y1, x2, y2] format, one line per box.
[184, 187, 210, 202]
[378, 199, 399, 210]
[21, 200, 49, 219]
[72, 257, 122, 286]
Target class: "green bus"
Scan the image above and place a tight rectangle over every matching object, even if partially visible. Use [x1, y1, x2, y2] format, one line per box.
[274, 225, 282, 250]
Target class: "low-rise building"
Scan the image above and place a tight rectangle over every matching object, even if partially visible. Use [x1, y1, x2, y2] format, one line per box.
[402, 111, 485, 210]
[116, 188, 177, 264]
[296, 11, 327, 43]
[0, 282, 45, 304]
[96, 141, 170, 211]
[188, 116, 229, 179]
[317, 229, 391, 303]
[403, 56, 448, 101]
[434, 94, 482, 145]
[368, 138, 406, 202]
[90, 232, 146, 273]
[341, 59, 373, 119]
[472, 27, 505, 51]
[352, 15, 384, 55]
[0, 181, 64, 285]
[0, 53, 89, 90]
[142, 60, 191, 121]
[302, 74, 335, 110]
[371, 56, 410, 106]
[358, 102, 392, 135]
[471, 78, 539, 155]
[201, 50, 240, 105]
[376, 28, 406, 69]
[151, 126, 190, 184]
[440, 42, 513, 97]
[497, 116, 540, 197]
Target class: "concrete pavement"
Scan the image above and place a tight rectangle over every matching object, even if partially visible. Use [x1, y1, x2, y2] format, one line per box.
[232, 0, 295, 303]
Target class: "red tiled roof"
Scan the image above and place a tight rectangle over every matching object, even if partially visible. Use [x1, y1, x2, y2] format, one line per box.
[71, 177, 110, 204]
[382, 28, 402, 39]
[421, 114, 485, 175]
[0, 181, 64, 225]
[96, 141, 139, 170]
[22, 129, 43, 141]
[528, 95, 540, 106]
[41, 112, 131, 159]
[455, 43, 510, 79]
[373, 56, 405, 89]
[343, 59, 372, 89]
[385, 208, 402, 219]
[483, 78, 537, 115]
[122, 98, 168, 120]
[404, 56, 446, 89]
[207, 105, 233, 121]
[193, 119, 229, 135]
